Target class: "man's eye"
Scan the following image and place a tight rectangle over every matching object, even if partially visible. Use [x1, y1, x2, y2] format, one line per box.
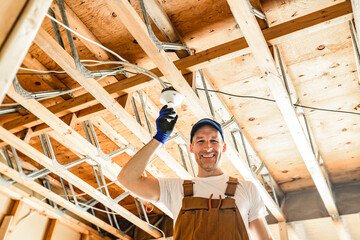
[197, 140, 204, 143]
[211, 140, 219, 143]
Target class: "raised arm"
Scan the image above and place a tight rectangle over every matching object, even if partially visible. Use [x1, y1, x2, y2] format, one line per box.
[117, 106, 177, 202]
[248, 218, 273, 240]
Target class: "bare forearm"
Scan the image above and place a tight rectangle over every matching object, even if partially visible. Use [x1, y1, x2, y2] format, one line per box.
[118, 138, 161, 185]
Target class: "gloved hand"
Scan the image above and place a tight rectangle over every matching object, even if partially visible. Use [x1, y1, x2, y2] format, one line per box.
[153, 105, 178, 144]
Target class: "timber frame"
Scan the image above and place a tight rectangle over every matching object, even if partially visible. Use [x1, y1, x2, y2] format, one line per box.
[0, 0, 359, 239]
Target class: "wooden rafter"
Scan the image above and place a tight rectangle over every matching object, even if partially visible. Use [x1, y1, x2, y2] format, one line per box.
[45, 219, 58, 240]
[0, 128, 154, 238]
[0, 0, 52, 104]
[227, 0, 338, 217]
[3, 199, 23, 240]
[2, 0, 352, 135]
[104, 0, 285, 221]
[0, 216, 13, 240]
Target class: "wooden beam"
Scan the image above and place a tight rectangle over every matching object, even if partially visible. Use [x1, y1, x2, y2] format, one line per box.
[0, 133, 142, 239]
[81, 234, 90, 240]
[144, 0, 180, 43]
[227, 0, 338, 217]
[0, 1, 26, 47]
[4, 200, 24, 240]
[45, 219, 58, 240]
[278, 222, 289, 240]
[0, 216, 13, 240]
[33, 27, 191, 179]
[332, 216, 353, 240]
[0, 0, 52, 104]
[2, 0, 352, 134]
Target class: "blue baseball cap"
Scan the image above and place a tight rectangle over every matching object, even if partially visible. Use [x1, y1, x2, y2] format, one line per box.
[190, 118, 224, 143]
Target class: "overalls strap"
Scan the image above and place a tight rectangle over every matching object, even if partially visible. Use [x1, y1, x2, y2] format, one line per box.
[183, 180, 194, 197]
[225, 176, 239, 197]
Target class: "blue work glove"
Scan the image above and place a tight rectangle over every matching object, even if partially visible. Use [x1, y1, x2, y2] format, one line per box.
[153, 105, 178, 144]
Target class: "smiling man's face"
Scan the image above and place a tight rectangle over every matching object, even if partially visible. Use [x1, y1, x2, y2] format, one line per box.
[190, 125, 226, 177]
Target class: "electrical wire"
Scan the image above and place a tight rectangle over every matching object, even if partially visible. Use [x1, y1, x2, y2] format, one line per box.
[196, 88, 360, 116]
[45, 13, 128, 62]
[1, 70, 120, 107]
[18, 67, 65, 74]
[80, 60, 168, 87]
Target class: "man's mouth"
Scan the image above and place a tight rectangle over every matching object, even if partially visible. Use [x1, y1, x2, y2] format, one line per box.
[201, 154, 216, 158]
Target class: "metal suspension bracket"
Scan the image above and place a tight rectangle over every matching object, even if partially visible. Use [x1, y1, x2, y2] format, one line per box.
[137, 90, 154, 136]
[82, 120, 111, 162]
[0, 150, 16, 185]
[138, 0, 191, 54]
[198, 70, 216, 120]
[245, 0, 268, 25]
[40, 134, 66, 171]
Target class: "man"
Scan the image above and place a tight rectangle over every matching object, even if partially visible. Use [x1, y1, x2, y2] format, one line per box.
[118, 106, 273, 239]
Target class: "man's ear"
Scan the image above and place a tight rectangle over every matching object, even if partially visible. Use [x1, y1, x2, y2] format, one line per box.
[222, 142, 227, 152]
[190, 143, 194, 153]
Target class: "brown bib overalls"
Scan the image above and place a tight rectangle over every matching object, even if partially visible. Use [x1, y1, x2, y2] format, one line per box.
[173, 177, 249, 240]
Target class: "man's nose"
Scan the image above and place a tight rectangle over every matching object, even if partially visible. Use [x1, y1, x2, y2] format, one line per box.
[203, 142, 213, 151]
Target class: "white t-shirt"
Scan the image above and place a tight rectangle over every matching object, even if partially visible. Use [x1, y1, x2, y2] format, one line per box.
[157, 173, 268, 230]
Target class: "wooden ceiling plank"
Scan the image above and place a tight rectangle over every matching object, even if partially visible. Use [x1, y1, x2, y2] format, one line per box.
[2, 1, 352, 133]
[22, 53, 72, 100]
[0, 162, 132, 240]
[0, 0, 52, 104]
[104, 0, 286, 221]
[227, 0, 338, 217]
[33, 27, 191, 179]
[0, 127, 156, 238]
